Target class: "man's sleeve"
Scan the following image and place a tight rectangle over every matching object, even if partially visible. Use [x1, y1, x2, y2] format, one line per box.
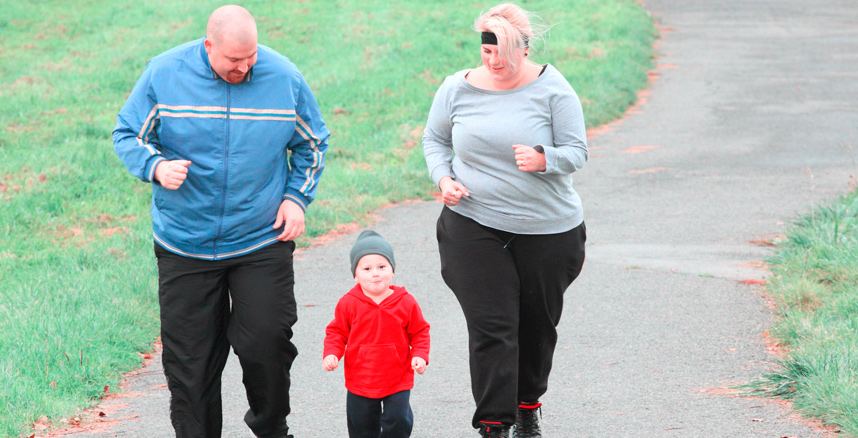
[284, 73, 330, 211]
[113, 65, 166, 184]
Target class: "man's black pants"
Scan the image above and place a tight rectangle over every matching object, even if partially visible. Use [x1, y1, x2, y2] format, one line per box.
[346, 390, 413, 438]
[154, 241, 298, 438]
[436, 207, 586, 428]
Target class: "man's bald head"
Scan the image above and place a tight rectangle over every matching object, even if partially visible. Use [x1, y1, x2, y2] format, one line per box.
[206, 5, 257, 46]
[204, 5, 258, 83]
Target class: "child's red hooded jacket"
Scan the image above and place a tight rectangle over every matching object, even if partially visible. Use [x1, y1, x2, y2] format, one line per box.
[323, 284, 430, 398]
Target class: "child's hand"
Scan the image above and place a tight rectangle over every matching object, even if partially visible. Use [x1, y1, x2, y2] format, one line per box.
[323, 355, 339, 371]
[412, 357, 427, 374]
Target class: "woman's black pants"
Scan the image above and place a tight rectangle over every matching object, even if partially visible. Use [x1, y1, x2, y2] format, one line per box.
[436, 207, 586, 428]
[154, 241, 299, 438]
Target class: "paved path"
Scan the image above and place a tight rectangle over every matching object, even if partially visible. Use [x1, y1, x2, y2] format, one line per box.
[54, 0, 858, 436]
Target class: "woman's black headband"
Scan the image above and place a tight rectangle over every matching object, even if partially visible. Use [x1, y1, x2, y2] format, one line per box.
[481, 32, 529, 48]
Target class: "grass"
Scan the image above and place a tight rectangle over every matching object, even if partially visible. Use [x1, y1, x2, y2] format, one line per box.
[0, 0, 657, 436]
[740, 189, 858, 436]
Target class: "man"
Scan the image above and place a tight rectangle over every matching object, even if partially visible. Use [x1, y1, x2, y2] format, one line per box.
[113, 5, 329, 437]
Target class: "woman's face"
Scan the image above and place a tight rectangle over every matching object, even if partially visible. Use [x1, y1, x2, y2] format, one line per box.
[481, 44, 527, 83]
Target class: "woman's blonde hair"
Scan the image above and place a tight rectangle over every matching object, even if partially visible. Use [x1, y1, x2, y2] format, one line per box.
[474, 3, 547, 71]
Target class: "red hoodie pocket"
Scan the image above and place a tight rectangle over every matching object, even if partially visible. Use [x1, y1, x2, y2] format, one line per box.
[353, 344, 404, 389]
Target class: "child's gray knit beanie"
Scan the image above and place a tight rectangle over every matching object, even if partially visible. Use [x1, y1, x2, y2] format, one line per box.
[350, 230, 395, 275]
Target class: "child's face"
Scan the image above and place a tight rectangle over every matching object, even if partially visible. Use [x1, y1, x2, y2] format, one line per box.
[354, 254, 394, 297]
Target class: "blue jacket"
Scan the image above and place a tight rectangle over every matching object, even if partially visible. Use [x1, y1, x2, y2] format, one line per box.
[114, 38, 330, 260]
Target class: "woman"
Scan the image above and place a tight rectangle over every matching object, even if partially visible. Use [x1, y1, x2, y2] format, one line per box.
[422, 4, 587, 438]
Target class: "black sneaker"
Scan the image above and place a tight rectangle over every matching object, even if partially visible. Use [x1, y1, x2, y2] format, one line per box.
[513, 402, 542, 438]
[478, 421, 510, 437]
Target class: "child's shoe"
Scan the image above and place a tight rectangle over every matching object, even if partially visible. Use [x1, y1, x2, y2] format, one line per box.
[512, 402, 542, 438]
[478, 421, 510, 437]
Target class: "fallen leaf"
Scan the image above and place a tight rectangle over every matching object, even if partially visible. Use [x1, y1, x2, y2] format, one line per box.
[100, 227, 127, 237]
[620, 145, 659, 154]
[740, 279, 766, 285]
[33, 416, 50, 430]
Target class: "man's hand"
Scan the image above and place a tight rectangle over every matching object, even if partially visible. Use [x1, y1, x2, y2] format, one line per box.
[513, 144, 546, 172]
[412, 357, 427, 374]
[154, 160, 192, 190]
[273, 199, 305, 241]
[323, 355, 339, 371]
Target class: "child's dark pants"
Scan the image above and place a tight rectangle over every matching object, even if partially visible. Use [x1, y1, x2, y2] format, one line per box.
[346, 390, 413, 438]
[155, 241, 298, 438]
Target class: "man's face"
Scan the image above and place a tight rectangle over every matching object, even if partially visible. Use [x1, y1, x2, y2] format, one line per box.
[205, 36, 258, 84]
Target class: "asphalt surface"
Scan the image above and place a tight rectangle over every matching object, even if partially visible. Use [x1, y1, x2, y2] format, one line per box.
[54, 0, 858, 436]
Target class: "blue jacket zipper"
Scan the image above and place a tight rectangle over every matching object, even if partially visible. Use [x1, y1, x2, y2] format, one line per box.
[214, 83, 231, 259]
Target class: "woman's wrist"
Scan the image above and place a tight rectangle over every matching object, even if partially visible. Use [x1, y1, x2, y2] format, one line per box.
[439, 175, 453, 190]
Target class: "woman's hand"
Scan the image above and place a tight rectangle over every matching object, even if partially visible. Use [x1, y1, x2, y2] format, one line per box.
[513, 144, 547, 172]
[439, 176, 469, 207]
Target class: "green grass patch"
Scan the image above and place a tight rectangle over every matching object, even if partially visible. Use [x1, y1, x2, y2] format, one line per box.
[740, 190, 858, 436]
[0, 0, 656, 436]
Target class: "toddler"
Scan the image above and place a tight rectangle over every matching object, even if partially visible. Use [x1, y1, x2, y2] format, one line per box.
[323, 230, 430, 437]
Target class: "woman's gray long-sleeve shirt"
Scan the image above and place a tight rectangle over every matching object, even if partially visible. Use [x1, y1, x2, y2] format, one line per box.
[422, 64, 588, 235]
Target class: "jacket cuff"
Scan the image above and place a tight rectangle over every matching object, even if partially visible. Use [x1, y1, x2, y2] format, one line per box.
[145, 156, 167, 183]
[413, 351, 430, 364]
[283, 190, 309, 211]
[323, 348, 344, 359]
